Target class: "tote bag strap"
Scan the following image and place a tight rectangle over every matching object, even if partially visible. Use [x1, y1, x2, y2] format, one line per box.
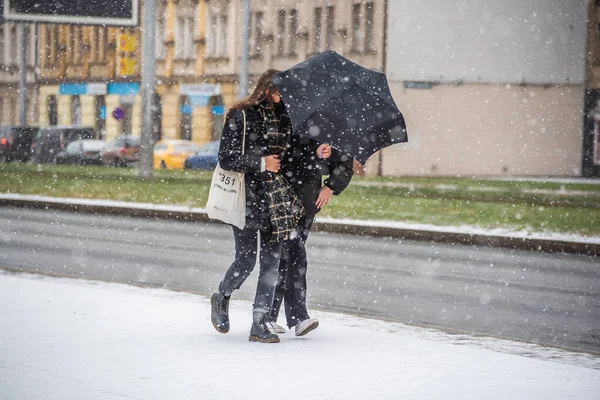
[241, 109, 247, 155]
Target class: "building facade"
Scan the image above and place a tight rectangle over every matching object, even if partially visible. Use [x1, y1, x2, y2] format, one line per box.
[0, 22, 37, 127]
[210, 0, 386, 174]
[383, 0, 588, 177]
[37, 23, 142, 141]
[583, 0, 600, 177]
[32, 0, 386, 158]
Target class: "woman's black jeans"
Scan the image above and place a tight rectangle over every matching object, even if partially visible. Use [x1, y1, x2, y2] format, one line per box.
[269, 215, 315, 327]
[218, 225, 282, 316]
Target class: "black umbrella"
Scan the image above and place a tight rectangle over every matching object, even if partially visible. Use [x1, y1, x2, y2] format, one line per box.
[273, 51, 407, 165]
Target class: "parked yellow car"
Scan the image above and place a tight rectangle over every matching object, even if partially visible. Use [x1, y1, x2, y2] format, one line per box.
[153, 140, 200, 169]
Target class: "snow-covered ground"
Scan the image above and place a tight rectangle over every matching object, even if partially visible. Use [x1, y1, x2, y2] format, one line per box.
[1, 193, 599, 245]
[1, 272, 599, 400]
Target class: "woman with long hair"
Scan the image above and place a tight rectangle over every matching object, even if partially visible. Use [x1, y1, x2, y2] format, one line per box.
[210, 69, 303, 343]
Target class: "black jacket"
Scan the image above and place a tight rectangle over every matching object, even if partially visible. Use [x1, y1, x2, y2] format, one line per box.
[281, 135, 354, 216]
[218, 104, 290, 232]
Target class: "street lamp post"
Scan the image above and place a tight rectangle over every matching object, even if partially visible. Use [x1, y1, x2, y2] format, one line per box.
[238, 0, 250, 99]
[17, 22, 27, 126]
[139, 0, 157, 178]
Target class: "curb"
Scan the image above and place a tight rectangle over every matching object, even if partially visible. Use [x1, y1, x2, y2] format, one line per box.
[1, 195, 598, 256]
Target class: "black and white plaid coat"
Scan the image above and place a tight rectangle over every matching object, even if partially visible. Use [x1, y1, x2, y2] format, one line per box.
[218, 100, 303, 241]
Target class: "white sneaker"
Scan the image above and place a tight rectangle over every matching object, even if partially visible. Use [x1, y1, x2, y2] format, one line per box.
[266, 321, 286, 334]
[295, 318, 319, 337]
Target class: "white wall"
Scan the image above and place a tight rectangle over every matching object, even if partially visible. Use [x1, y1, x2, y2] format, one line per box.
[386, 0, 587, 84]
[382, 83, 584, 176]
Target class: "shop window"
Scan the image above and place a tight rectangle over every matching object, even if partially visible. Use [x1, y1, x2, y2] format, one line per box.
[71, 95, 82, 125]
[180, 95, 192, 141]
[209, 95, 224, 141]
[94, 96, 106, 140]
[152, 93, 162, 142]
[121, 103, 133, 136]
[48, 95, 58, 126]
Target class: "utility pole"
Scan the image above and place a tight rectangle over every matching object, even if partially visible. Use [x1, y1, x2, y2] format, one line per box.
[238, 0, 250, 99]
[139, 0, 157, 179]
[17, 22, 26, 126]
[377, 0, 389, 177]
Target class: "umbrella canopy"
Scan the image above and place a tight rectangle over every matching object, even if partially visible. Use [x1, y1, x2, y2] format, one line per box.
[273, 51, 407, 165]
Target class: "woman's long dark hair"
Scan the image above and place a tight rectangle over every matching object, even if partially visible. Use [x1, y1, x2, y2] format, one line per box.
[232, 69, 281, 110]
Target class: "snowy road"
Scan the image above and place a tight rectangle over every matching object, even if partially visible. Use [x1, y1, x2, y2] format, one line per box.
[1, 208, 599, 354]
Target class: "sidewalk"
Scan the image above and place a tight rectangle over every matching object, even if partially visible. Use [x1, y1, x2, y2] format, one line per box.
[1, 193, 599, 255]
[1, 272, 598, 400]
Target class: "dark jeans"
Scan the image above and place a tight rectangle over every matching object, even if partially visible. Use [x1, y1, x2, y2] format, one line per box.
[218, 226, 282, 316]
[269, 215, 315, 327]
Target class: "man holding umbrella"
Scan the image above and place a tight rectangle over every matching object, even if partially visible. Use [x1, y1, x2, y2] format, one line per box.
[267, 136, 354, 336]
[267, 50, 408, 336]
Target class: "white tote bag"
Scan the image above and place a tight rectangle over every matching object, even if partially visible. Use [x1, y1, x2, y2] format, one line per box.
[206, 110, 247, 229]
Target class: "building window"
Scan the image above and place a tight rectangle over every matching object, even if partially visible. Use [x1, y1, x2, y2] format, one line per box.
[206, 11, 228, 58]
[0, 25, 5, 66]
[221, 14, 228, 57]
[289, 9, 298, 56]
[254, 11, 263, 55]
[207, 14, 216, 56]
[325, 6, 335, 50]
[97, 26, 107, 61]
[72, 26, 83, 64]
[156, 16, 165, 59]
[44, 25, 57, 67]
[175, 17, 184, 59]
[277, 9, 286, 56]
[90, 27, 98, 62]
[313, 7, 322, 53]
[27, 25, 36, 66]
[350, 3, 361, 53]
[175, 17, 195, 59]
[10, 24, 18, 65]
[364, 2, 374, 53]
[186, 18, 196, 58]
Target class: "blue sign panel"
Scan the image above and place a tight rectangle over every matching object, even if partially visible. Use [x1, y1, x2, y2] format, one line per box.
[211, 105, 225, 116]
[107, 82, 140, 95]
[180, 105, 193, 115]
[99, 106, 107, 120]
[59, 83, 88, 95]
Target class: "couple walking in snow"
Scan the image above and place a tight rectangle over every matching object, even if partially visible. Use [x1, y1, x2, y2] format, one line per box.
[210, 69, 354, 343]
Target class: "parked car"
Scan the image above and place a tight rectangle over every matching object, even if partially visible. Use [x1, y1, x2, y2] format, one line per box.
[0, 126, 38, 163]
[54, 139, 106, 166]
[100, 135, 141, 167]
[30, 127, 95, 164]
[183, 141, 219, 170]
[153, 140, 200, 169]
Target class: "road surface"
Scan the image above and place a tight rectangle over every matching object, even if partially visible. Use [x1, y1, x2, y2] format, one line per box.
[1, 207, 598, 353]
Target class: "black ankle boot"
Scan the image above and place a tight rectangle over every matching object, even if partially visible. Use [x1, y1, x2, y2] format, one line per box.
[249, 313, 280, 343]
[210, 292, 230, 333]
